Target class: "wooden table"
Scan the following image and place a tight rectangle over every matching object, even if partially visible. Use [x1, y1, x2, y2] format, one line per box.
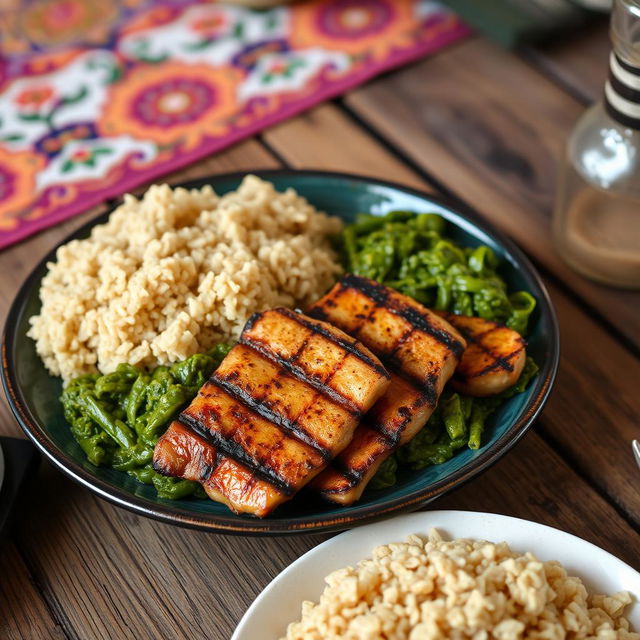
[2, 22, 639, 640]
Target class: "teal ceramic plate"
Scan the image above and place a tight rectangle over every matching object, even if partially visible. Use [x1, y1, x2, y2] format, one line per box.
[2, 170, 559, 535]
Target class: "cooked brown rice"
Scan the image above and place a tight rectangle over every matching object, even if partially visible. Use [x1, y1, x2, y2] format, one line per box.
[282, 530, 639, 640]
[28, 175, 343, 382]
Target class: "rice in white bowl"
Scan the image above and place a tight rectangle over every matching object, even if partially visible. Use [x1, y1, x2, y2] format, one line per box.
[28, 175, 343, 382]
[282, 529, 639, 640]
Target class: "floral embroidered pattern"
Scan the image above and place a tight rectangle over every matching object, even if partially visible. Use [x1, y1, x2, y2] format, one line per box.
[0, 0, 469, 247]
[60, 146, 112, 172]
[291, 0, 417, 59]
[15, 86, 56, 109]
[19, 0, 119, 48]
[100, 63, 241, 150]
[0, 147, 46, 230]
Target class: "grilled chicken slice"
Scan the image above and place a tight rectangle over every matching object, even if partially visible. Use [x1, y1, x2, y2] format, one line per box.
[435, 312, 526, 397]
[308, 275, 466, 505]
[152, 308, 390, 516]
[154, 421, 287, 517]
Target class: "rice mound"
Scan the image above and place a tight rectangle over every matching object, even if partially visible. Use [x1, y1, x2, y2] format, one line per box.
[28, 175, 343, 382]
[282, 530, 639, 640]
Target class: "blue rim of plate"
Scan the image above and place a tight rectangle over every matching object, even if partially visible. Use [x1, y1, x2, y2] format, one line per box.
[1, 170, 560, 535]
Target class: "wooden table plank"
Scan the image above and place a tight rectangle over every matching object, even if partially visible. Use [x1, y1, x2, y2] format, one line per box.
[262, 105, 427, 191]
[344, 37, 640, 350]
[524, 21, 609, 104]
[265, 102, 640, 527]
[540, 280, 640, 524]
[132, 137, 278, 194]
[17, 464, 323, 640]
[0, 542, 67, 640]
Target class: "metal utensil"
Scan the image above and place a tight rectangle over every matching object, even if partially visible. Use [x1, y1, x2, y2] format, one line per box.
[633, 440, 640, 470]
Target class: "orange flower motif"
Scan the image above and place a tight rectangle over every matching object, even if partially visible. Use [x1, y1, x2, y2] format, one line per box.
[190, 12, 229, 38]
[16, 85, 55, 108]
[0, 32, 32, 57]
[291, 0, 416, 60]
[0, 148, 46, 231]
[119, 6, 178, 37]
[20, 0, 118, 47]
[70, 148, 91, 162]
[99, 63, 242, 151]
[268, 61, 287, 74]
[23, 50, 83, 75]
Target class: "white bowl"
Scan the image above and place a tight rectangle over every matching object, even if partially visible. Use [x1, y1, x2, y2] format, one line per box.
[233, 510, 640, 640]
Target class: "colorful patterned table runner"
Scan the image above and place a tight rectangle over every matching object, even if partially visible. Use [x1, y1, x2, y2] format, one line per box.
[0, 0, 469, 248]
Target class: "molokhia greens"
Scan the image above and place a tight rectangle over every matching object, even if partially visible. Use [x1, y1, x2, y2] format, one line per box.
[338, 211, 535, 335]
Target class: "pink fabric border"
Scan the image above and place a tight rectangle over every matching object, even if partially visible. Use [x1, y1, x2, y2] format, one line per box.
[1, 22, 470, 250]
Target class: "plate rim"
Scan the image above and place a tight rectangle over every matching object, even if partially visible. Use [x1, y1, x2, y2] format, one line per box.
[232, 509, 640, 639]
[1, 169, 560, 534]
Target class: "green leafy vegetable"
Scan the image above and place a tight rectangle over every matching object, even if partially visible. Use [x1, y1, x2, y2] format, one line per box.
[336, 210, 536, 332]
[369, 455, 398, 490]
[61, 344, 232, 499]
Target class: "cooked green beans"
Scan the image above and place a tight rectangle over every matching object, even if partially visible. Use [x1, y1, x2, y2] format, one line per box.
[61, 345, 232, 499]
[377, 357, 539, 487]
[441, 394, 467, 441]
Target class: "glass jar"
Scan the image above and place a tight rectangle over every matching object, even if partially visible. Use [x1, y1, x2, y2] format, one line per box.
[553, 0, 640, 289]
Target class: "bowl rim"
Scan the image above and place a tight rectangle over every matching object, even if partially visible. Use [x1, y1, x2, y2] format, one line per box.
[1, 169, 560, 535]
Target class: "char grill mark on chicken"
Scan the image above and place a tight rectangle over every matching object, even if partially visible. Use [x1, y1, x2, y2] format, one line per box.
[308, 275, 466, 505]
[152, 307, 390, 516]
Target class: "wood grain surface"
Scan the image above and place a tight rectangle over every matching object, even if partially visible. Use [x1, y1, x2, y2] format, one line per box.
[525, 21, 609, 103]
[0, 543, 66, 640]
[263, 104, 427, 190]
[540, 281, 640, 526]
[1, 29, 639, 640]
